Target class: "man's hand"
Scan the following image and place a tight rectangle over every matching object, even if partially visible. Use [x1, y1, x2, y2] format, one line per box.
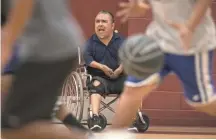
[110, 64, 123, 79]
[167, 21, 193, 52]
[100, 64, 114, 77]
[110, 68, 122, 79]
[116, 0, 150, 23]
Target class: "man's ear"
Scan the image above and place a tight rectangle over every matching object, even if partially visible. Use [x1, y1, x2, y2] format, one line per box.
[112, 23, 115, 30]
[114, 30, 118, 33]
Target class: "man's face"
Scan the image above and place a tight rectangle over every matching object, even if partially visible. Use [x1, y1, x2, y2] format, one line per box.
[95, 13, 114, 39]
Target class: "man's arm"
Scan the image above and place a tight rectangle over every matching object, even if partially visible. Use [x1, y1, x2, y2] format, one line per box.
[114, 64, 124, 74]
[83, 42, 103, 70]
[111, 36, 125, 78]
[116, 36, 125, 74]
[2, 0, 34, 68]
[83, 41, 114, 77]
[89, 61, 104, 70]
[3, 0, 34, 47]
[186, 0, 212, 32]
[166, 0, 212, 52]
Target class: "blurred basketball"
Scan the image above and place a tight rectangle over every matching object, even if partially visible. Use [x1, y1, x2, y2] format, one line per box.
[119, 34, 164, 79]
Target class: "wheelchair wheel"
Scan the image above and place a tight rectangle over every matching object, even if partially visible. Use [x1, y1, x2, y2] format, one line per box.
[135, 112, 150, 133]
[61, 71, 84, 121]
[98, 114, 107, 130]
[87, 113, 107, 132]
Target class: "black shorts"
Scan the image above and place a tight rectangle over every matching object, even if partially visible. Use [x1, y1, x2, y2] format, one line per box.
[88, 75, 126, 95]
[1, 57, 78, 128]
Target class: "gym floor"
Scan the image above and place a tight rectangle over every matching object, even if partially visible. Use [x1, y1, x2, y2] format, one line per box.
[95, 126, 216, 139]
[138, 126, 216, 139]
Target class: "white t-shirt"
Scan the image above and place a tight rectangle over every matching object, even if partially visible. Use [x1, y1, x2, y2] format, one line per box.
[146, 0, 216, 55]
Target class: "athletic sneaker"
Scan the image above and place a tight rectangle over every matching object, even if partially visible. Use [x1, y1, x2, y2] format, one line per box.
[128, 119, 139, 133]
[128, 112, 149, 133]
[90, 114, 102, 132]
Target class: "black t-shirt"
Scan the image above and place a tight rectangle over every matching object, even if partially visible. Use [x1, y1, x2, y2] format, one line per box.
[84, 33, 125, 80]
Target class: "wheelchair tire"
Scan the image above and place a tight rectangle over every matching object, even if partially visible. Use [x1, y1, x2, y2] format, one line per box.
[87, 113, 107, 132]
[99, 113, 107, 130]
[61, 71, 84, 121]
[135, 112, 150, 133]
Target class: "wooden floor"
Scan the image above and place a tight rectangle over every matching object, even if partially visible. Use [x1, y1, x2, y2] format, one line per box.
[136, 133, 216, 139]
[147, 126, 216, 134]
[142, 126, 216, 138]
[95, 132, 216, 139]
[97, 126, 216, 139]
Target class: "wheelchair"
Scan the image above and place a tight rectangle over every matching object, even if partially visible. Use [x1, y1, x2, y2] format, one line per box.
[60, 47, 150, 132]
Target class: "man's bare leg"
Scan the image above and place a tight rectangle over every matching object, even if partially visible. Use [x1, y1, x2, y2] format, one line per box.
[111, 84, 157, 128]
[191, 100, 216, 117]
[91, 94, 102, 115]
[90, 80, 103, 115]
[2, 121, 88, 139]
[56, 104, 89, 131]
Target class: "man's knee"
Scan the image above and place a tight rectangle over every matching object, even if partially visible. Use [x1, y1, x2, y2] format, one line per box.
[122, 84, 157, 98]
[192, 101, 216, 116]
[195, 107, 216, 116]
[88, 80, 106, 96]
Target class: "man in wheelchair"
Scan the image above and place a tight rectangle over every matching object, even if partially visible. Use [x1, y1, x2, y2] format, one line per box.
[83, 10, 126, 131]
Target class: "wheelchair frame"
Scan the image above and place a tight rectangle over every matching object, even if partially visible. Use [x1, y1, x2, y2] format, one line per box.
[60, 47, 150, 132]
[61, 47, 119, 122]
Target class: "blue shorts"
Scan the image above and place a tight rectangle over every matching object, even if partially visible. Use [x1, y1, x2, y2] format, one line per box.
[126, 50, 216, 104]
[2, 45, 19, 75]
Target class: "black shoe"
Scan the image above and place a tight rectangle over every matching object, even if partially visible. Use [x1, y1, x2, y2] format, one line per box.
[136, 111, 149, 132]
[128, 120, 139, 133]
[89, 114, 102, 132]
[128, 112, 149, 133]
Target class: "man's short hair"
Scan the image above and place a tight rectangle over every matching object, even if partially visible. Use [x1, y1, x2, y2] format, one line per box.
[98, 10, 115, 23]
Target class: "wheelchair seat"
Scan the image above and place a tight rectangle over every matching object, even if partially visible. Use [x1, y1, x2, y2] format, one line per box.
[60, 46, 150, 132]
[61, 62, 120, 122]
